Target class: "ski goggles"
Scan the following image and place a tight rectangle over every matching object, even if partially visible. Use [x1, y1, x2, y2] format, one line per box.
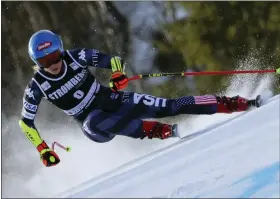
[36, 50, 62, 68]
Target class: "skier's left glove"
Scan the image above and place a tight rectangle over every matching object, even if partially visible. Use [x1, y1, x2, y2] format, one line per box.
[109, 71, 128, 91]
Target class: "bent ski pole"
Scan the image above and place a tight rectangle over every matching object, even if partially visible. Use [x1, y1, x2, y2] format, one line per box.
[128, 68, 280, 82]
[52, 141, 71, 152]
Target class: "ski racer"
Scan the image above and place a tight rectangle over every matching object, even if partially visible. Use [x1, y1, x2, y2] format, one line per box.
[19, 30, 255, 167]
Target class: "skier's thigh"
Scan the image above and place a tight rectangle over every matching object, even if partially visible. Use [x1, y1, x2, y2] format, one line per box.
[82, 109, 116, 143]
[83, 108, 143, 140]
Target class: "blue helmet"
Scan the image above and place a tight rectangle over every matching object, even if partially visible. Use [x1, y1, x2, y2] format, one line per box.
[28, 30, 63, 68]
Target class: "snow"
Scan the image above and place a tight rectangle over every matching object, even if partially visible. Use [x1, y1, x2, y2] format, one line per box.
[58, 94, 280, 198]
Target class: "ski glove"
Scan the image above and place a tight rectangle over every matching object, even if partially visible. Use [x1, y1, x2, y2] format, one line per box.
[37, 140, 60, 167]
[109, 71, 128, 91]
[110, 56, 124, 73]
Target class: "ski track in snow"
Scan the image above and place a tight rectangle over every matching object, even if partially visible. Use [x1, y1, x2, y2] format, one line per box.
[59, 93, 280, 197]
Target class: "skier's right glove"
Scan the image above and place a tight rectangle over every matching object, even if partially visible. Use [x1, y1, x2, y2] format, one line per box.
[109, 71, 128, 92]
[37, 140, 60, 167]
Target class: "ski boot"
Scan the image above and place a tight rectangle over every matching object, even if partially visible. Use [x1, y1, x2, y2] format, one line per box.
[216, 95, 259, 113]
[141, 121, 178, 139]
[248, 95, 262, 108]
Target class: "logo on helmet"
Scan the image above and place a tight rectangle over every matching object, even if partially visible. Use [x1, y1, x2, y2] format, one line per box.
[37, 42, 52, 51]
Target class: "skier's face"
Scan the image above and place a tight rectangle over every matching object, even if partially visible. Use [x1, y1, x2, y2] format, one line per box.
[37, 50, 63, 74]
[44, 60, 63, 75]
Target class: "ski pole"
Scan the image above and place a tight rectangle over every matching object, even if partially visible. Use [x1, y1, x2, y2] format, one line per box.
[51, 141, 71, 152]
[128, 68, 280, 82]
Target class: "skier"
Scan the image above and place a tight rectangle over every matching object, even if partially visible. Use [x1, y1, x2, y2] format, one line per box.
[19, 30, 255, 167]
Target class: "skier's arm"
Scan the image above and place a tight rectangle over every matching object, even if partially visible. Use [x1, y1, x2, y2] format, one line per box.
[71, 48, 128, 90]
[84, 49, 127, 89]
[19, 80, 60, 167]
[74, 48, 125, 72]
[19, 81, 44, 147]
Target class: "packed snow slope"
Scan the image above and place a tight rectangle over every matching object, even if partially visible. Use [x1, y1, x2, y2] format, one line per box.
[60, 94, 280, 198]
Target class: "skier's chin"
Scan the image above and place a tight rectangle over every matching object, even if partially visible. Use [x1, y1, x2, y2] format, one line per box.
[45, 61, 62, 75]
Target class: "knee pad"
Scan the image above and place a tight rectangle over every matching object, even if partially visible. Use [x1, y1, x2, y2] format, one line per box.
[82, 120, 115, 143]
